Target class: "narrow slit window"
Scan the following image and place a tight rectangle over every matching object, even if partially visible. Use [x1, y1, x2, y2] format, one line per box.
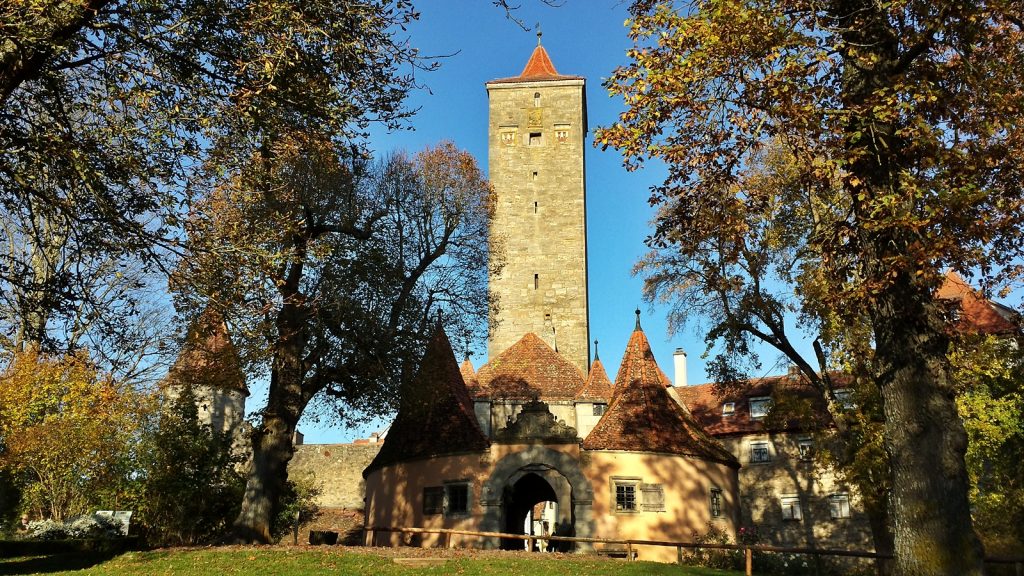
[534, 92, 541, 107]
[534, 274, 539, 290]
[534, 201, 538, 213]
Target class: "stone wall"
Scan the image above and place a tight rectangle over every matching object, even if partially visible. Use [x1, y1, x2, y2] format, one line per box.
[486, 78, 590, 374]
[720, 433, 874, 550]
[289, 443, 382, 510]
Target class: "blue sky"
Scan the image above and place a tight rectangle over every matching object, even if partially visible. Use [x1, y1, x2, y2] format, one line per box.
[290, 0, 808, 443]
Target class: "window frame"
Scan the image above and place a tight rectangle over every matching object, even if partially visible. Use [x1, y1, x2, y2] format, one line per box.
[749, 396, 772, 419]
[780, 495, 802, 521]
[444, 481, 471, 518]
[709, 487, 723, 518]
[749, 441, 772, 464]
[722, 402, 736, 416]
[593, 403, 607, 416]
[612, 477, 641, 514]
[829, 493, 852, 520]
[797, 437, 814, 461]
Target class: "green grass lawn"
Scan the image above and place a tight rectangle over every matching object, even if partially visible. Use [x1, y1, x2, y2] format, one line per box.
[0, 546, 742, 576]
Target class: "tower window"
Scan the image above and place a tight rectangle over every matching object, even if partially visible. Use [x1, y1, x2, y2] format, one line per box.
[529, 132, 542, 146]
[534, 92, 541, 107]
[534, 274, 539, 290]
[534, 201, 538, 213]
[532, 171, 538, 180]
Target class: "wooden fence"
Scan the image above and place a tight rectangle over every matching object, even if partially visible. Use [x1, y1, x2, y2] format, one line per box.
[364, 525, 1024, 576]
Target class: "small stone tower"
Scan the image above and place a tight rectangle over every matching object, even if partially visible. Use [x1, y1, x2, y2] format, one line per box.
[485, 34, 590, 373]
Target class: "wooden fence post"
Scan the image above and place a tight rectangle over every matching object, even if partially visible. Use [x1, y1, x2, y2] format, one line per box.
[626, 542, 634, 561]
[677, 545, 683, 564]
[745, 547, 752, 576]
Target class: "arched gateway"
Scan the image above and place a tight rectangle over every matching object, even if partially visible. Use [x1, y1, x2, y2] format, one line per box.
[479, 446, 594, 551]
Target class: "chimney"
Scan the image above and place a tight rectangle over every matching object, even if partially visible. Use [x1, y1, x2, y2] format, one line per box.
[673, 348, 688, 387]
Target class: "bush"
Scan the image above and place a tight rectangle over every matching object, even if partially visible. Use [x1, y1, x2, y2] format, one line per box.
[24, 515, 123, 540]
[273, 476, 322, 542]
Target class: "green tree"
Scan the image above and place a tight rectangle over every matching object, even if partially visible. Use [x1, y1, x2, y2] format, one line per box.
[140, 383, 244, 546]
[951, 334, 1024, 556]
[174, 138, 496, 543]
[598, 2, 1024, 574]
[1, 0, 424, 352]
[0, 349, 152, 521]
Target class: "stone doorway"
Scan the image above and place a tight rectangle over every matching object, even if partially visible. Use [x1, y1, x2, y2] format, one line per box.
[501, 472, 560, 551]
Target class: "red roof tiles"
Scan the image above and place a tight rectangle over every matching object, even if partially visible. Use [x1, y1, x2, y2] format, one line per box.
[476, 333, 586, 400]
[937, 271, 1020, 335]
[168, 307, 248, 394]
[582, 328, 738, 466]
[576, 358, 614, 402]
[364, 327, 488, 475]
[488, 45, 584, 84]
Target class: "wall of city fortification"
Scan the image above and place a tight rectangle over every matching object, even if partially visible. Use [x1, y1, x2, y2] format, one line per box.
[289, 443, 382, 510]
[486, 80, 590, 374]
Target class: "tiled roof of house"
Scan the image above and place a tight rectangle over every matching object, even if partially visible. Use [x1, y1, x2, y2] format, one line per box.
[937, 271, 1020, 335]
[581, 327, 738, 467]
[576, 358, 614, 402]
[488, 44, 584, 84]
[476, 333, 586, 400]
[364, 327, 488, 476]
[167, 307, 248, 395]
[677, 375, 837, 437]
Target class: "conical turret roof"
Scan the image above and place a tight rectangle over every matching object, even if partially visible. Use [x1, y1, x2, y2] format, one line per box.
[576, 358, 614, 402]
[582, 325, 737, 466]
[364, 326, 488, 476]
[488, 42, 583, 84]
[168, 307, 247, 395]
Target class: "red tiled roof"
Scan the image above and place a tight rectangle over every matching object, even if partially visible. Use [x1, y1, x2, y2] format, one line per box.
[476, 333, 586, 400]
[167, 307, 248, 395]
[364, 327, 488, 476]
[488, 45, 584, 84]
[937, 271, 1019, 335]
[582, 329, 738, 467]
[677, 376, 837, 437]
[460, 358, 479, 399]
[576, 358, 614, 402]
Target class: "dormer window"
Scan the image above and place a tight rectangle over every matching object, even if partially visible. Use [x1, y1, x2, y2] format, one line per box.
[749, 396, 771, 419]
[722, 402, 736, 416]
[834, 389, 855, 410]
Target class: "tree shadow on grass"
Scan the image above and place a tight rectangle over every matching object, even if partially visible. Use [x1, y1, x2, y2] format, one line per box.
[0, 551, 118, 575]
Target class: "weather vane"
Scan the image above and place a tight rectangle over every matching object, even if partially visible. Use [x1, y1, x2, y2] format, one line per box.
[536, 23, 542, 46]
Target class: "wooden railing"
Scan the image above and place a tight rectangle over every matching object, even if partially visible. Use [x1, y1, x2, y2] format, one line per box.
[364, 525, 1024, 576]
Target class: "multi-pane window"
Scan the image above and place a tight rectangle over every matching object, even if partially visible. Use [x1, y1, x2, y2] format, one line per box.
[749, 396, 772, 419]
[445, 482, 470, 516]
[780, 495, 802, 521]
[750, 441, 772, 463]
[798, 437, 814, 461]
[593, 403, 607, 416]
[423, 486, 444, 515]
[722, 402, 736, 416]
[829, 493, 851, 519]
[614, 480, 639, 512]
[641, 483, 665, 512]
[710, 488, 723, 518]
[834, 389, 856, 410]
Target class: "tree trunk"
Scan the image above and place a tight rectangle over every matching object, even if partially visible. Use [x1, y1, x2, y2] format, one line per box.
[863, 490, 895, 576]
[230, 409, 298, 543]
[871, 275, 985, 576]
[231, 299, 310, 543]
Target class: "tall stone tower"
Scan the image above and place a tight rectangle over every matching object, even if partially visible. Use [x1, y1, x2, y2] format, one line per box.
[485, 35, 590, 374]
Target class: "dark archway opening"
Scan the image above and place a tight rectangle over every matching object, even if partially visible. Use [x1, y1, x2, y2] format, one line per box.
[500, 472, 561, 551]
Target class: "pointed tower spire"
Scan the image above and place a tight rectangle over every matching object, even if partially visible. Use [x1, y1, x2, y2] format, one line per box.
[536, 23, 542, 46]
[593, 339, 600, 361]
[634, 308, 642, 331]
